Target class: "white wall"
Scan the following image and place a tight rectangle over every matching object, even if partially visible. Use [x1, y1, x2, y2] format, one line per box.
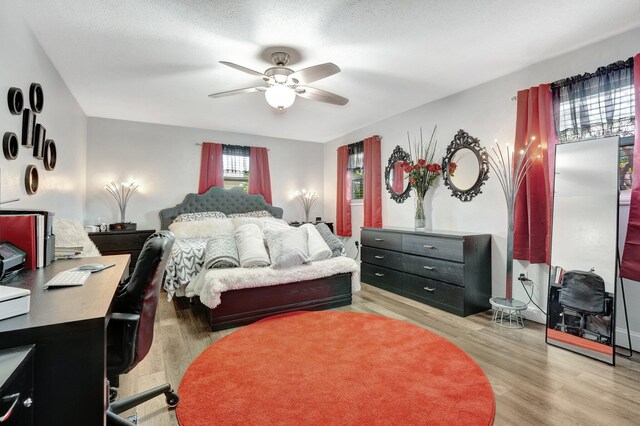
[85, 118, 324, 230]
[323, 27, 640, 329]
[0, 1, 87, 219]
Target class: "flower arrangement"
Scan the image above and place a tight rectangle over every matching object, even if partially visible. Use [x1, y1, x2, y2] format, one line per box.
[294, 189, 318, 223]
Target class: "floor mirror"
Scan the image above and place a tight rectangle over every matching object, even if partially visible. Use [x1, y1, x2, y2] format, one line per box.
[546, 136, 619, 364]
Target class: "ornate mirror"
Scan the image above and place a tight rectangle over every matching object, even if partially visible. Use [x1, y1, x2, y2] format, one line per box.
[441, 130, 489, 202]
[385, 145, 411, 203]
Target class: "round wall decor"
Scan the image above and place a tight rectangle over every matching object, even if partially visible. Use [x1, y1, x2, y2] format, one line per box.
[7, 87, 24, 115]
[3, 132, 19, 160]
[25, 165, 39, 195]
[43, 139, 57, 171]
[29, 83, 44, 114]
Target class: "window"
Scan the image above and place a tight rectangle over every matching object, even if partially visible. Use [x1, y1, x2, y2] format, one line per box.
[348, 141, 364, 200]
[222, 145, 250, 191]
[551, 58, 635, 191]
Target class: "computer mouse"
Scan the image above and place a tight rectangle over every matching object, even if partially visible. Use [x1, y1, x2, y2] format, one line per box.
[78, 264, 105, 272]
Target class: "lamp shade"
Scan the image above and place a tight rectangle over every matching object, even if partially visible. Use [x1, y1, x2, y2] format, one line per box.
[265, 85, 296, 110]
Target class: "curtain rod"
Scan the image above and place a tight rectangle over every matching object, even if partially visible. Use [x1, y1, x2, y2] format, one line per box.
[195, 143, 269, 151]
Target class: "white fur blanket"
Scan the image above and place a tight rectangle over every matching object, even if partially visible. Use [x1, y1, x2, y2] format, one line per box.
[186, 256, 361, 309]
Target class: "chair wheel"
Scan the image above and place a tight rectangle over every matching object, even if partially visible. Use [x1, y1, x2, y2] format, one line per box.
[109, 387, 118, 402]
[165, 390, 179, 408]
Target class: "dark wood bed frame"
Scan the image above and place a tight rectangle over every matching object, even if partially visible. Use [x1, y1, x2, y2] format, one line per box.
[159, 187, 353, 331]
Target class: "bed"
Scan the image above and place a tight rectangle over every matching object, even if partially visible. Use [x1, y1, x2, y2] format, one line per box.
[159, 187, 358, 331]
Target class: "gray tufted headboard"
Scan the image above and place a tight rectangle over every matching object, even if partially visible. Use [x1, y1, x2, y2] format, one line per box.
[158, 187, 284, 230]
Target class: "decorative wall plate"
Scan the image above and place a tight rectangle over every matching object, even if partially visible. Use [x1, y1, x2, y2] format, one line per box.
[33, 124, 46, 159]
[44, 139, 57, 171]
[7, 87, 24, 115]
[3, 132, 19, 160]
[29, 83, 44, 114]
[25, 165, 39, 195]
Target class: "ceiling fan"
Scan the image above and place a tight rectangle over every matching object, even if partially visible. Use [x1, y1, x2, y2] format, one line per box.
[208, 52, 349, 111]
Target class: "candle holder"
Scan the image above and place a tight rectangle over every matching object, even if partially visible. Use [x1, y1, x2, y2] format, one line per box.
[105, 181, 139, 231]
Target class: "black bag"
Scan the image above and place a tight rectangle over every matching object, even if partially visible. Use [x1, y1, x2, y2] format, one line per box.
[558, 270, 606, 314]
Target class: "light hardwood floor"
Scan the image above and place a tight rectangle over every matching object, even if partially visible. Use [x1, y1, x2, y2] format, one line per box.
[118, 283, 640, 425]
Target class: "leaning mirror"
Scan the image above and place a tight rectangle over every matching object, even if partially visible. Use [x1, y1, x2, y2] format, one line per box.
[385, 145, 412, 203]
[441, 130, 489, 202]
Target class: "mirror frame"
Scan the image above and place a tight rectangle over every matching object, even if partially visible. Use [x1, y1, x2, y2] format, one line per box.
[441, 129, 489, 202]
[385, 145, 412, 203]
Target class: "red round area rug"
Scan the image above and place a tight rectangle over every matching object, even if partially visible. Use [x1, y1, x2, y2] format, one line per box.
[176, 311, 495, 425]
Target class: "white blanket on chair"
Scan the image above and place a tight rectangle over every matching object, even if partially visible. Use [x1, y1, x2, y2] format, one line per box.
[185, 256, 361, 309]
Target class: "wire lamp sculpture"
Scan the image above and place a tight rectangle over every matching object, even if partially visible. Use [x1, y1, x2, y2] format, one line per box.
[295, 189, 318, 223]
[487, 137, 541, 328]
[105, 181, 139, 224]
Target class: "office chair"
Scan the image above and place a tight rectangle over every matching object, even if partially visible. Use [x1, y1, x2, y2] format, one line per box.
[106, 231, 177, 425]
[555, 270, 611, 344]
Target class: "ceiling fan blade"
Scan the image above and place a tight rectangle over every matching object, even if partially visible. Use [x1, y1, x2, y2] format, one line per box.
[295, 86, 349, 106]
[219, 61, 270, 81]
[208, 86, 266, 98]
[289, 63, 340, 84]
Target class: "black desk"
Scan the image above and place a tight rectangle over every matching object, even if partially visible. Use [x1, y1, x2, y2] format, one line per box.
[0, 255, 129, 425]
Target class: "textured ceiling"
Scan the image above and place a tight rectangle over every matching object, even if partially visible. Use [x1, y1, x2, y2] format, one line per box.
[18, 0, 640, 142]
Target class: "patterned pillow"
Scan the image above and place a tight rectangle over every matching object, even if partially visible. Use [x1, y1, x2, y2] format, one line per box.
[168, 218, 235, 239]
[227, 210, 273, 218]
[173, 211, 227, 222]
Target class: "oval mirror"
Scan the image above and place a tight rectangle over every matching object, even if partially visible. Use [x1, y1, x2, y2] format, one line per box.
[385, 145, 411, 203]
[442, 130, 489, 202]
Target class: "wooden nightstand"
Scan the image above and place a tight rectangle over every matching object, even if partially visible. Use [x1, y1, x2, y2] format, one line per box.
[88, 230, 155, 274]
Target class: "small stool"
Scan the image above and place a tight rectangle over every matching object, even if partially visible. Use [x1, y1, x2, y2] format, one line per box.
[489, 297, 527, 329]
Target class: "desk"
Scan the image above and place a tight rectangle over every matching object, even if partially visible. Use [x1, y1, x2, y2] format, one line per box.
[0, 255, 129, 425]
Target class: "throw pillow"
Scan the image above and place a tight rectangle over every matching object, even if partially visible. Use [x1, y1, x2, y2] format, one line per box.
[315, 223, 345, 257]
[263, 226, 311, 269]
[168, 218, 235, 239]
[227, 210, 273, 218]
[173, 211, 227, 222]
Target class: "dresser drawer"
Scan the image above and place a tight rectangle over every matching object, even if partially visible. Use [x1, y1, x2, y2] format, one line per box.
[361, 263, 406, 288]
[402, 253, 464, 286]
[402, 234, 464, 262]
[361, 247, 402, 270]
[405, 276, 464, 313]
[361, 230, 402, 251]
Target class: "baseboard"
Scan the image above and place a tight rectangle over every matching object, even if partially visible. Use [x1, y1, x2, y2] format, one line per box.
[615, 326, 640, 350]
[521, 305, 546, 325]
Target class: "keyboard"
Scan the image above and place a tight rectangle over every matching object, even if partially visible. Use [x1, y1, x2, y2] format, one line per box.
[44, 270, 91, 289]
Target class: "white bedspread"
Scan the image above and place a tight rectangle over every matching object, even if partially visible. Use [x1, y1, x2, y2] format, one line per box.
[186, 256, 361, 309]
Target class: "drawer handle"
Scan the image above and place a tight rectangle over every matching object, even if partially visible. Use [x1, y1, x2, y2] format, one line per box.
[0, 393, 20, 422]
[423, 266, 435, 271]
[374, 273, 385, 277]
[374, 238, 384, 242]
[423, 245, 435, 249]
[374, 255, 385, 259]
[424, 287, 435, 292]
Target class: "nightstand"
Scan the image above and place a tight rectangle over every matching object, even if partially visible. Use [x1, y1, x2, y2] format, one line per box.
[289, 222, 334, 233]
[88, 230, 155, 274]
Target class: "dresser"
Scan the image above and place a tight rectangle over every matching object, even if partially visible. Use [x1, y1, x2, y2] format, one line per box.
[88, 230, 155, 274]
[361, 227, 491, 316]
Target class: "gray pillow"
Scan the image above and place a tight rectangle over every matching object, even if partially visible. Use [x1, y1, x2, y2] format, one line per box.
[315, 223, 345, 257]
[173, 211, 227, 222]
[263, 227, 311, 269]
[227, 210, 273, 218]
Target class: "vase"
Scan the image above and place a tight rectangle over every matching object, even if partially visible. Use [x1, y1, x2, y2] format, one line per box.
[414, 195, 425, 229]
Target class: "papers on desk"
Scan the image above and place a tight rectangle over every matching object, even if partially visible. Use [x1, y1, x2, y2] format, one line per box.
[0, 286, 30, 320]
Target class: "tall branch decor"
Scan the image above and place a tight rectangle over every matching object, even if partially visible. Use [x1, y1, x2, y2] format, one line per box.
[487, 137, 540, 302]
[105, 181, 139, 224]
[295, 189, 318, 223]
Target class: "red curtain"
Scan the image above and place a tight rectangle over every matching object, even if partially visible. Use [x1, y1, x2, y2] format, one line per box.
[336, 145, 352, 236]
[392, 162, 404, 193]
[248, 147, 272, 204]
[198, 142, 224, 194]
[620, 53, 640, 280]
[363, 136, 383, 228]
[513, 84, 557, 264]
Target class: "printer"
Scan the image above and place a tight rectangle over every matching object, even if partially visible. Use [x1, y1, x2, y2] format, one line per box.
[0, 241, 26, 282]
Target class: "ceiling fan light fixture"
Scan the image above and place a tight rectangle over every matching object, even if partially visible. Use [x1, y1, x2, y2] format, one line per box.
[265, 85, 296, 110]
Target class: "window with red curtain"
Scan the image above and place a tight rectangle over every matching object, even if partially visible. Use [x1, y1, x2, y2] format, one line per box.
[363, 136, 383, 228]
[198, 142, 224, 194]
[336, 145, 352, 236]
[248, 146, 272, 204]
[513, 85, 556, 264]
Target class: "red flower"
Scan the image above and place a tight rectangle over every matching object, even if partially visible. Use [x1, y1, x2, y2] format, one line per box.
[403, 163, 412, 173]
[409, 178, 416, 184]
[413, 164, 420, 171]
[426, 164, 435, 172]
[417, 159, 426, 167]
[433, 163, 442, 172]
